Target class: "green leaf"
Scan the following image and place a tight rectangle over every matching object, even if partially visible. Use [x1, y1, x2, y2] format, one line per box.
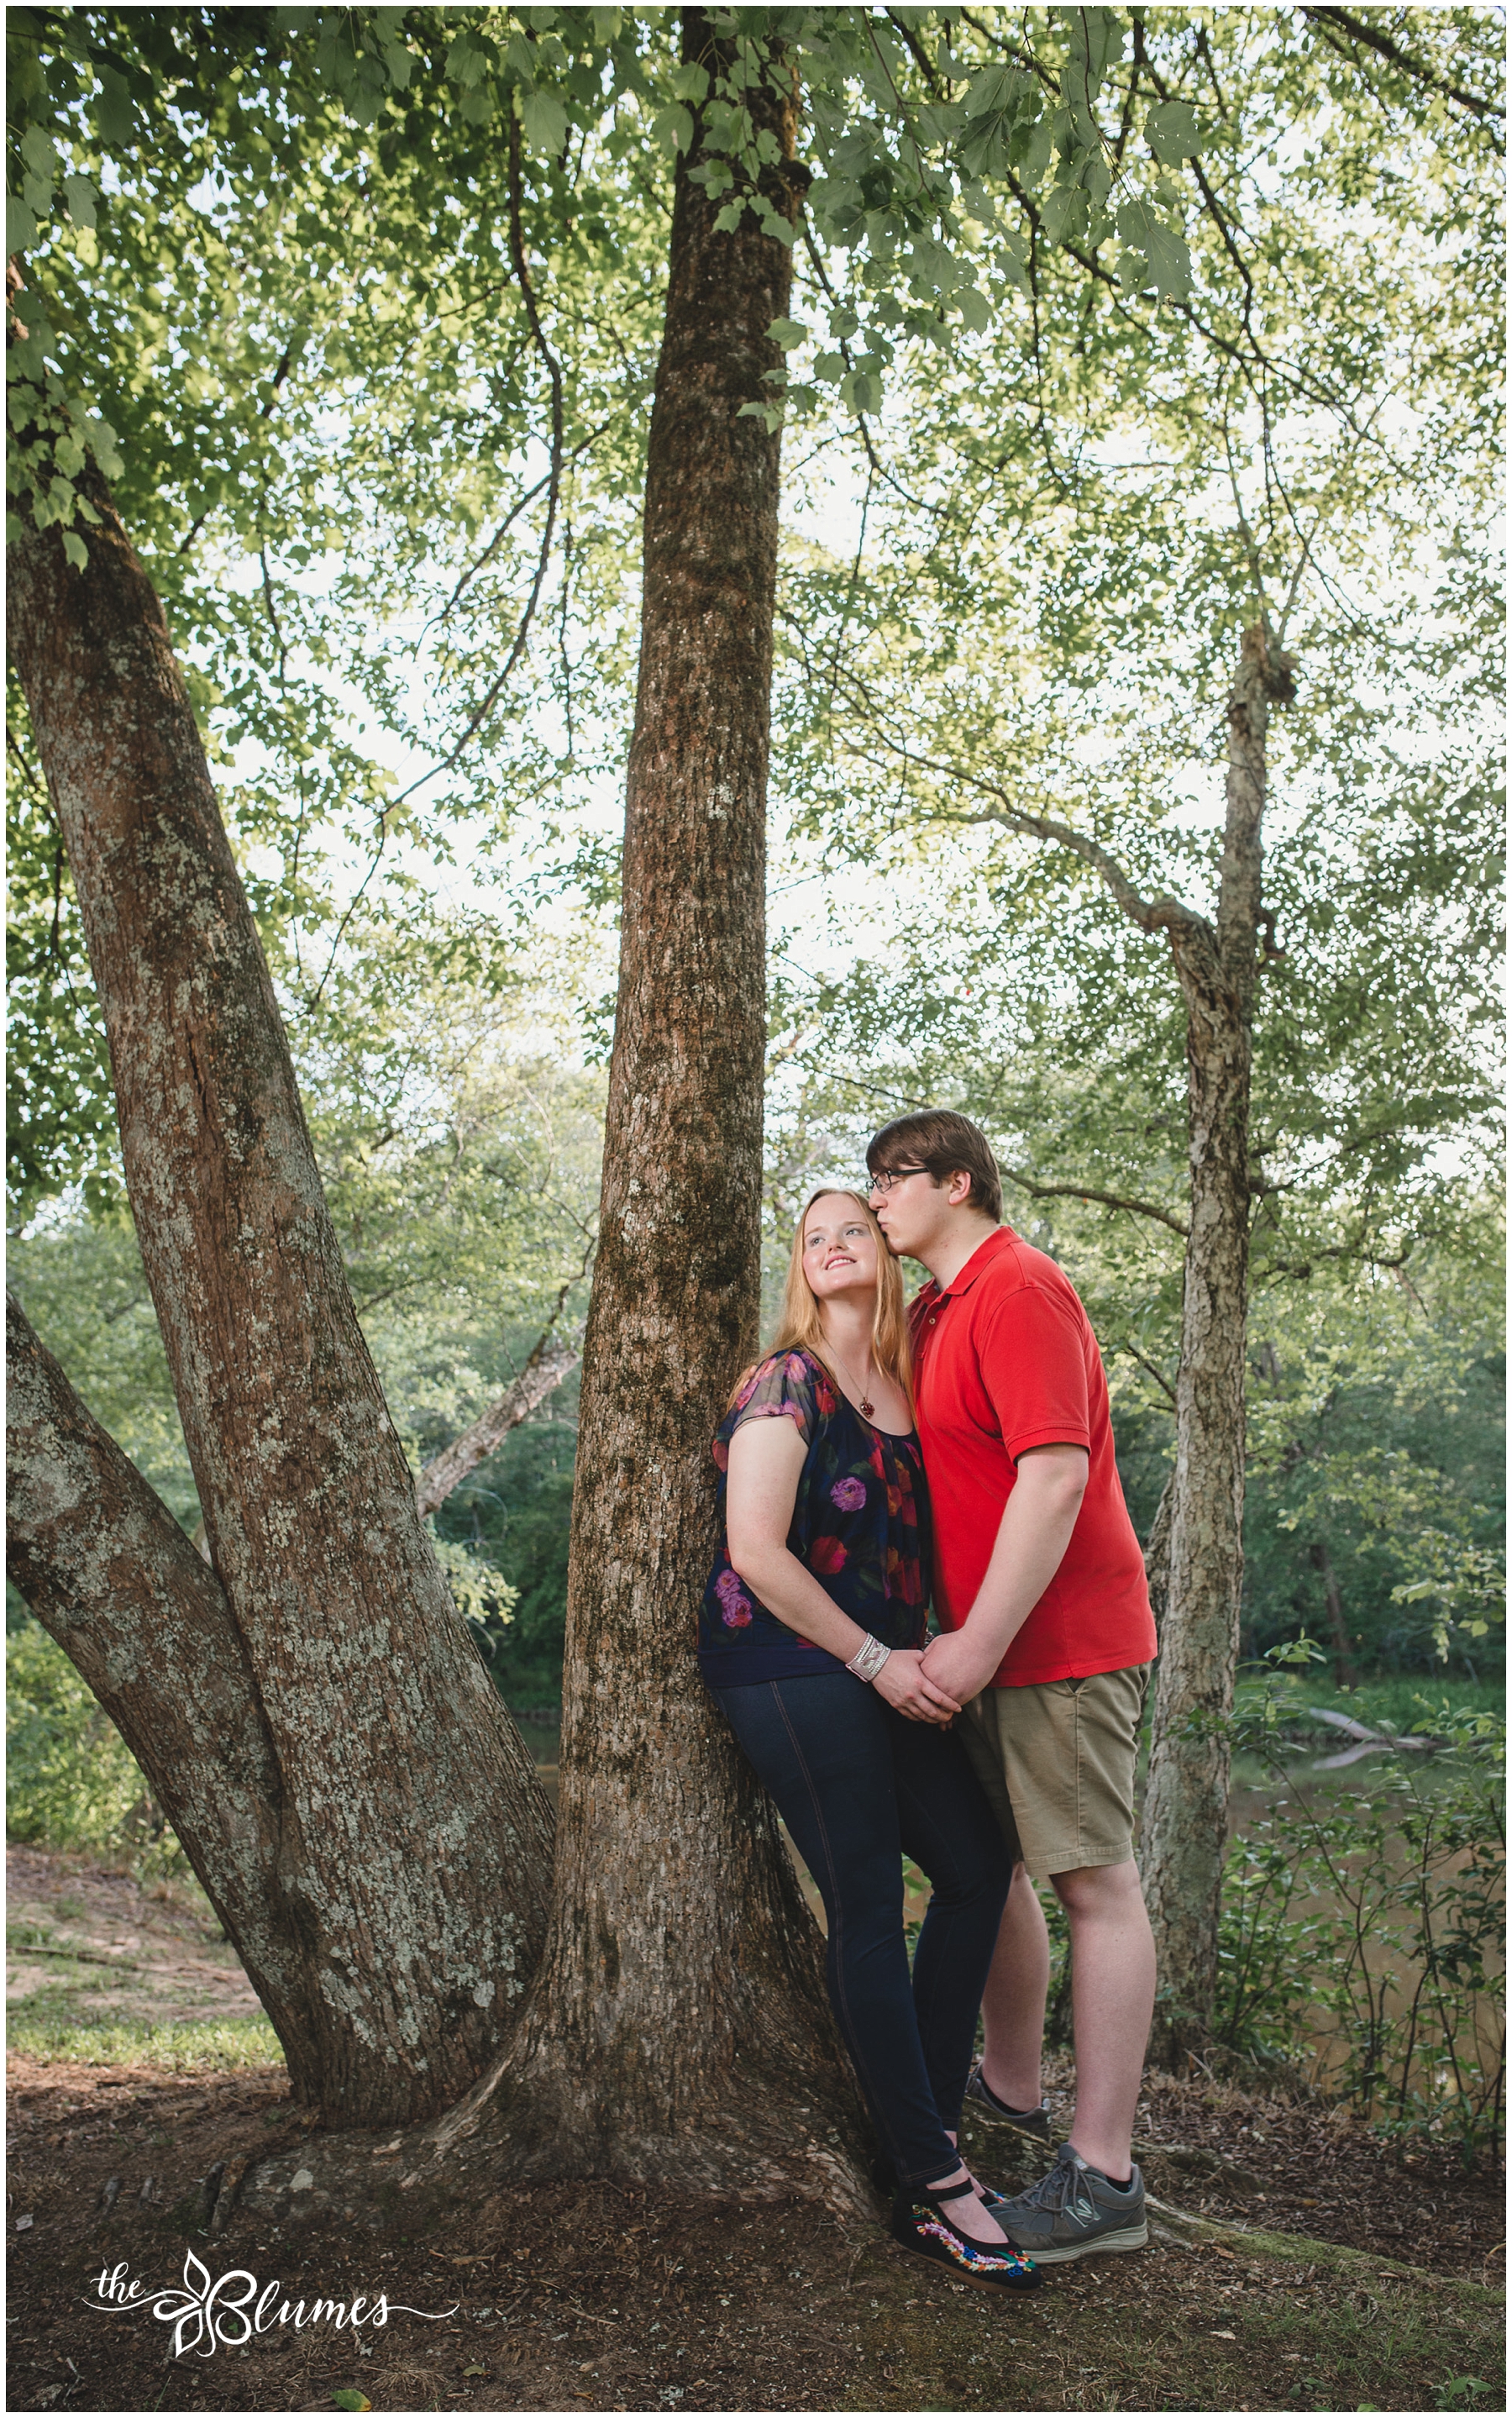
[7, 194, 39, 253]
[379, 38, 412, 92]
[92, 66, 135, 147]
[520, 89, 567, 153]
[60, 528, 88, 569]
[671, 62, 710, 104]
[61, 175, 97, 229]
[956, 286, 992, 333]
[445, 33, 489, 89]
[962, 66, 1011, 119]
[766, 318, 807, 351]
[1142, 215, 1191, 298]
[650, 103, 693, 157]
[19, 127, 59, 180]
[1039, 185, 1087, 245]
[1146, 100, 1204, 167]
[459, 84, 496, 127]
[839, 367, 881, 414]
[85, 416, 123, 481]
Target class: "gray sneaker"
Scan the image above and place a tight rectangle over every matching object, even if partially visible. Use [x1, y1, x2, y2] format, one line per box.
[995, 2143, 1147, 2263]
[963, 2063, 1053, 2143]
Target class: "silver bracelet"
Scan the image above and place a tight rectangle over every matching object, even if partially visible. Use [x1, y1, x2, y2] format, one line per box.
[846, 1632, 891, 1685]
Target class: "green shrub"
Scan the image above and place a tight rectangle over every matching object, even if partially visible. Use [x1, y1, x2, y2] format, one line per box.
[1215, 1648, 1505, 2161]
[6, 1618, 151, 1848]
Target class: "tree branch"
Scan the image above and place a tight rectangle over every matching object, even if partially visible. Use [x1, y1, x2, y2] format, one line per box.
[415, 1333, 581, 1522]
[1121, 1340, 1180, 1403]
[414, 1241, 594, 1520]
[1300, 7, 1504, 123]
[826, 679, 1211, 947]
[1002, 1163, 1190, 1239]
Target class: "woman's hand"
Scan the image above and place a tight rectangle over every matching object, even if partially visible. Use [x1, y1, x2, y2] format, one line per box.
[873, 1649, 962, 1725]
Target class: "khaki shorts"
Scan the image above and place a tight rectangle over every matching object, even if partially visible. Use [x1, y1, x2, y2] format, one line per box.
[958, 1664, 1150, 1879]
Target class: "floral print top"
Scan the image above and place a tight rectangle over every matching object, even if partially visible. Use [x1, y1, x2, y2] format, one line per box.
[697, 1347, 932, 1688]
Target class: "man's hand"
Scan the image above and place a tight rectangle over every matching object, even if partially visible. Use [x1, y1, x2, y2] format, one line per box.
[919, 1626, 1002, 1706]
[874, 1648, 962, 1725]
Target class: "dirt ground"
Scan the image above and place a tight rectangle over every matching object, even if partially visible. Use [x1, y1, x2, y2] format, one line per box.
[7, 1850, 1504, 2415]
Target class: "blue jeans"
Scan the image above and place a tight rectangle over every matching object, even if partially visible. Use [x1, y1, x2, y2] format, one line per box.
[715, 1670, 1012, 2187]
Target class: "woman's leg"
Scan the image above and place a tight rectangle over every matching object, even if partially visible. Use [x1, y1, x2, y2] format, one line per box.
[888, 1715, 1014, 2142]
[714, 1674, 963, 2190]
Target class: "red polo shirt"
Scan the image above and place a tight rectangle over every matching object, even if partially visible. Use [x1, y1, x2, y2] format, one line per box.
[910, 1225, 1155, 1686]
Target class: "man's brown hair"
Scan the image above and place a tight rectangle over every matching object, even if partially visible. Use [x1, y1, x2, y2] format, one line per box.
[866, 1109, 1004, 1224]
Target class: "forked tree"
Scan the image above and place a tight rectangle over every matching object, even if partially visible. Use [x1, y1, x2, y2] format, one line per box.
[7, 8, 871, 2205]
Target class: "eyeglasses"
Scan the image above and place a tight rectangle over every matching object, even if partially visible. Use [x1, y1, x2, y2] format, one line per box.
[868, 1164, 929, 1196]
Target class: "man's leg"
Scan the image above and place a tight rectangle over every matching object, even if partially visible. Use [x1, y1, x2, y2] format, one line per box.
[1053, 1857, 1156, 2181]
[978, 1860, 1050, 2111]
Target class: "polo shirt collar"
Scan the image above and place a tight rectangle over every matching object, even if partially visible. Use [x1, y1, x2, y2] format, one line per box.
[925, 1224, 1017, 1301]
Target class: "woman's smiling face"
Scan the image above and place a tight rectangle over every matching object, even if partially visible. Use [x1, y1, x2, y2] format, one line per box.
[801, 1194, 879, 1302]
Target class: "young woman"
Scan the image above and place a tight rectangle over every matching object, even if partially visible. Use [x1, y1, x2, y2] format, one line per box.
[698, 1189, 1037, 2291]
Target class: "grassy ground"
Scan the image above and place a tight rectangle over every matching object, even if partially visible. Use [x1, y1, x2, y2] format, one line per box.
[7, 1844, 278, 2071]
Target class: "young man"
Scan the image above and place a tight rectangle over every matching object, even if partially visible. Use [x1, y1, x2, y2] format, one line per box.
[867, 1108, 1158, 2263]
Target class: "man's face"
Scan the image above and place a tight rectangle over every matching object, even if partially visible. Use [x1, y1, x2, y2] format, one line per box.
[868, 1163, 950, 1259]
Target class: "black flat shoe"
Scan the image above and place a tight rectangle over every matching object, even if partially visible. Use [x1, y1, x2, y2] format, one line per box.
[877, 2155, 1016, 2217]
[890, 2176, 1039, 2290]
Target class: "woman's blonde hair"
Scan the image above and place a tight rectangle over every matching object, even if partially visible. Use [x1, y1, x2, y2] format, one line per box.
[727, 1188, 913, 1411]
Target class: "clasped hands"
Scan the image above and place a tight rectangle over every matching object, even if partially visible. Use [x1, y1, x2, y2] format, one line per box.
[874, 1627, 1000, 1725]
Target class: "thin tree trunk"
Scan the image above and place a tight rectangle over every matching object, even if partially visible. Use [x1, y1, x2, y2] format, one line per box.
[1310, 1539, 1359, 1691]
[416, 1333, 580, 1520]
[414, 10, 869, 2206]
[1141, 623, 1294, 2066]
[1142, 1468, 1174, 1631]
[7, 1294, 323, 2096]
[8, 473, 554, 2128]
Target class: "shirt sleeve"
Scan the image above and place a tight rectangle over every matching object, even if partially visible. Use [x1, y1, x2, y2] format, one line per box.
[975, 1285, 1091, 1462]
[722, 1350, 832, 1450]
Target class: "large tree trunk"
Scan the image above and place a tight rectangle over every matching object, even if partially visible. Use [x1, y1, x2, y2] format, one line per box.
[7, 472, 554, 2128]
[1141, 623, 1294, 2064]
[414, 10, 870, 2206]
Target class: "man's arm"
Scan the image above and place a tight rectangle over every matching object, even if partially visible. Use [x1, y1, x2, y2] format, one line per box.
[919, 1442, 1089, 1701]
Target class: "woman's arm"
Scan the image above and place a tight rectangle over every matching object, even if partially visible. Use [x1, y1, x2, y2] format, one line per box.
[725, 1419, 960, 1723]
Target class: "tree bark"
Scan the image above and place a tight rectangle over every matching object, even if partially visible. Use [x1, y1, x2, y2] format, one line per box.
[8, 475, 554, 2128]
[417, 10, 870, 2207]
[1141, 623, 1294, 2066]
[1310, 1539, 1359, 1691]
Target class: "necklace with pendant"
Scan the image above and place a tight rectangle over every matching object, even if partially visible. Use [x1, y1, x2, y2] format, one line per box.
[830, 1343, 875, 1420]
